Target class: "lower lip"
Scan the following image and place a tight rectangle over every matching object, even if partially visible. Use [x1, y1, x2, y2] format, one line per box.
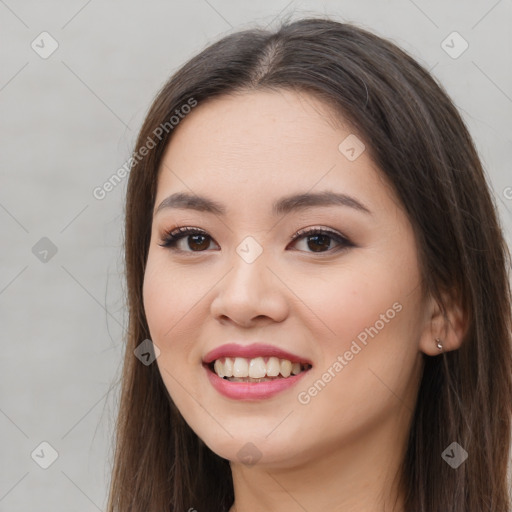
[203, 364, 310, 400]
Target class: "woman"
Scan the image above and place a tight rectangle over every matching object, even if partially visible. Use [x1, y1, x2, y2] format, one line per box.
[107, 17, 512, 512]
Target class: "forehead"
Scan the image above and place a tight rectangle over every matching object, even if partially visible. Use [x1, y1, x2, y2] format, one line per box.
[155, 89, 393, 218]
[164, 89, 345, 157]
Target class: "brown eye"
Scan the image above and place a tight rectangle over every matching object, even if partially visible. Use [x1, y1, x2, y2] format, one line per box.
[305, 233, 332, 252]
[289, 227, 352, 254]
[159, 226, 353, 255]
[185, 233, 211, 251]
[159, 227, 218, 252]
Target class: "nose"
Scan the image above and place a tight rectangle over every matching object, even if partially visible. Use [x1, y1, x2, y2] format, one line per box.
[210, 249, 289, 328]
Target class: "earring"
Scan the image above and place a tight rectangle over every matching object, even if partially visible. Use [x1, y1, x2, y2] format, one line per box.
[435, 338, 443, 351]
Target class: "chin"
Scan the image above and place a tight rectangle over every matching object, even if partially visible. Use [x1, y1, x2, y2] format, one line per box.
[197, 430, 305, 468]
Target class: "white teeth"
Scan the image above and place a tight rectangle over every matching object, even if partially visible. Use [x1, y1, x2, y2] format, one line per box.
[280, 359, 292, 378]
[211, 356, 310, 379]
[249, 357, 267, 378]
[214, 359, 224, 378]
[266, 357, 280, 377]
[233, 357, 249, 377]
[224, 357, 234, 378]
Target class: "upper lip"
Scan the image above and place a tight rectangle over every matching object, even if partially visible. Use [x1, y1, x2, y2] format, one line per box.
[203, 343, 313, 365]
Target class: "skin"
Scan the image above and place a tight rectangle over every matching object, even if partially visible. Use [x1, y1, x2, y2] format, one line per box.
[142, 89, 466, 512]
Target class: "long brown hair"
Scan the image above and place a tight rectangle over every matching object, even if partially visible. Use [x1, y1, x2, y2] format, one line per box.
[106, 16, 512, 512]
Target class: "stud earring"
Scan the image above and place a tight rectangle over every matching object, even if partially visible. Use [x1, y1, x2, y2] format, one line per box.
[435, 337, 443, 351]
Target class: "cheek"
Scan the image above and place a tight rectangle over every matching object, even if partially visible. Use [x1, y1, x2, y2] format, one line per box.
[298, 265, 423, 420]
[334, 244, 420, 341]
[142, 254, 202, 374]
[143, 253, 194, 338]
[143, 259, 171, 341]
[143, 256, 204, 412]
[294, 247, 423, 401]
[292, 257, 410, 350]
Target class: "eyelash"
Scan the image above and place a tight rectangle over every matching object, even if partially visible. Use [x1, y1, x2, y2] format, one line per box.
[158, 226, 353, 255]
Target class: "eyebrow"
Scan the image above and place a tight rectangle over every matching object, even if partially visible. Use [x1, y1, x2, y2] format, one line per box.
[154, 190, 372, 217]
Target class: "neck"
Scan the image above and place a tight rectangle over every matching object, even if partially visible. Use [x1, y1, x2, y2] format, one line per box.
[228, 405, 412, 512]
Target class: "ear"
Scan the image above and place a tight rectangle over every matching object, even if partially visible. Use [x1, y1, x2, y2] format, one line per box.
[419, 292, 467, 356]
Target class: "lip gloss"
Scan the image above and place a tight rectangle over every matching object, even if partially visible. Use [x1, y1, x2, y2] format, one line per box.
[204, 364, 310, 400]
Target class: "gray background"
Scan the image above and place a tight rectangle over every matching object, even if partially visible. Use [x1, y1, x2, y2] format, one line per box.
[1, 0, 511, 510]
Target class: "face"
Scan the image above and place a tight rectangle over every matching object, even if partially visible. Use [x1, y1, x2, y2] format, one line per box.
[143, 89, 430, 468]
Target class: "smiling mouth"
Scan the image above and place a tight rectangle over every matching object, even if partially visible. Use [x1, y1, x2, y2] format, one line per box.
[206, 356, 313, 383]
